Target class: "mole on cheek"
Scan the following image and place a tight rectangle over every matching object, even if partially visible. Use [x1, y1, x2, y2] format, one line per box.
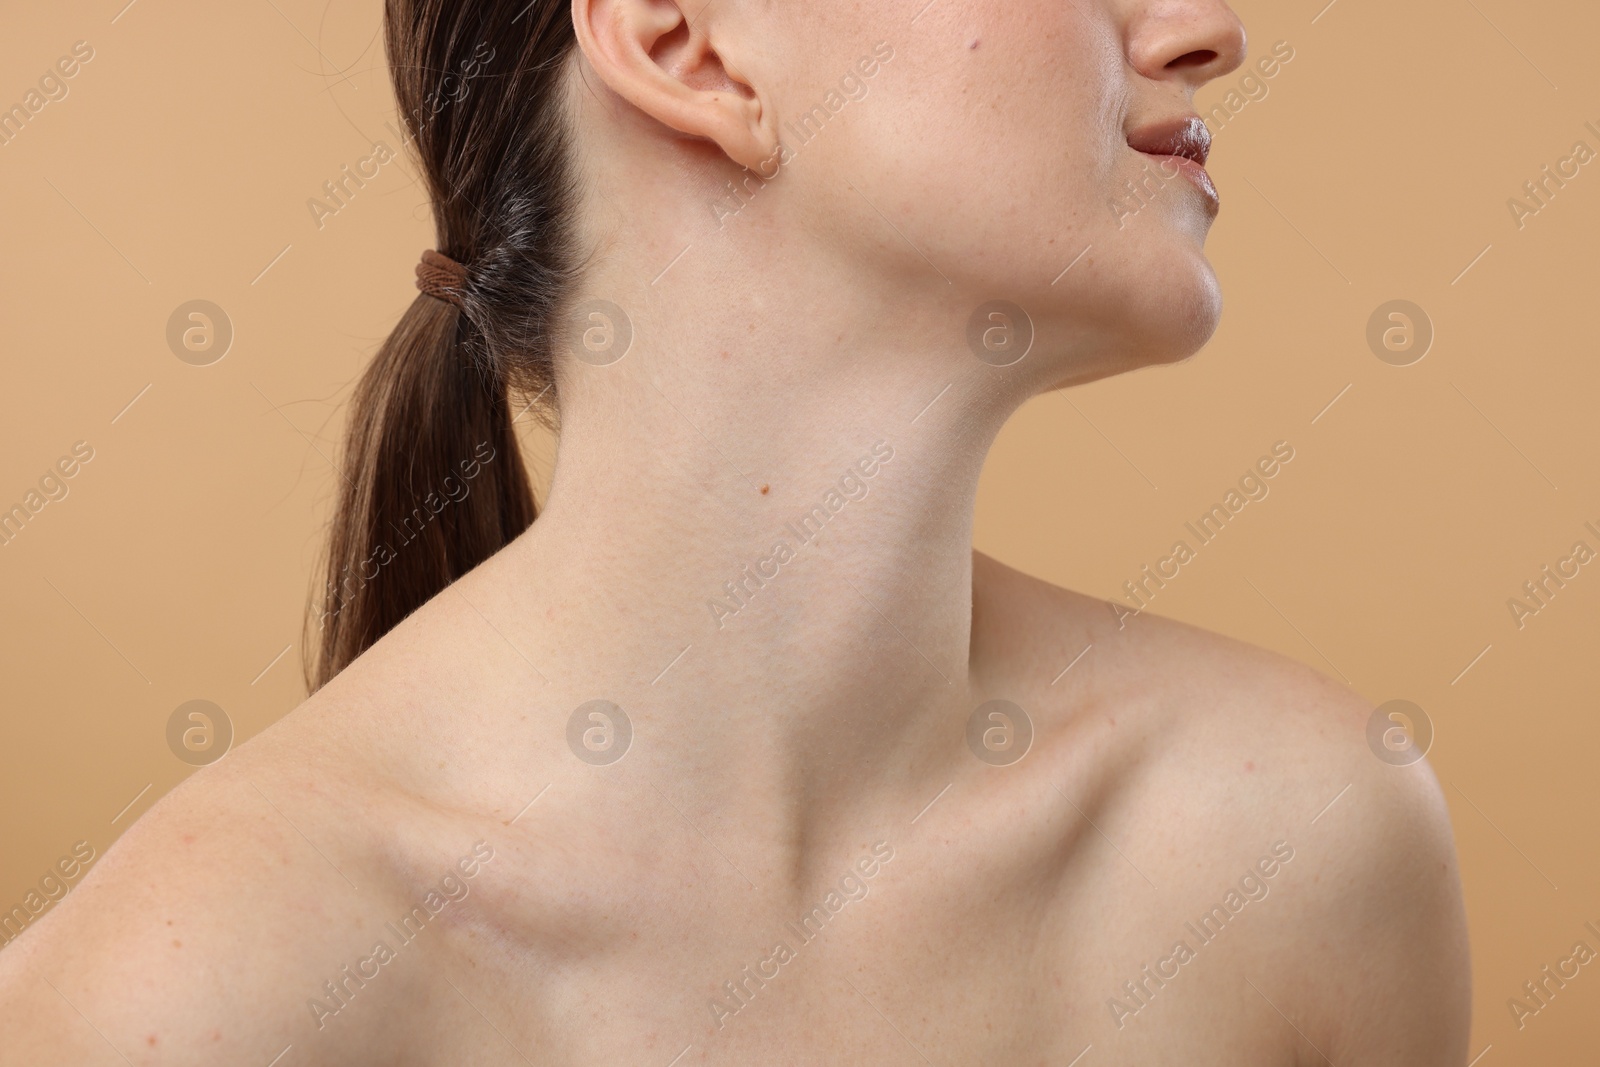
[969, 39, 981, 50]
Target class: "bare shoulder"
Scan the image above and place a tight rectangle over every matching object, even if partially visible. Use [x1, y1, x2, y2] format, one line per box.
[971, 548, 1443, 799]
[972, 551, 1471, 1063]
[971, 547, 1380, 737]
[0, 679, 472, 1066]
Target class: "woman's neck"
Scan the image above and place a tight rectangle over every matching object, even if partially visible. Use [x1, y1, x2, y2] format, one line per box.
[475, 285, 1026, 836]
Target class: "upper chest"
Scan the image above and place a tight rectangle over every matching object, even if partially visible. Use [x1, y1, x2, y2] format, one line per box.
[377, 783, 1308, 1067]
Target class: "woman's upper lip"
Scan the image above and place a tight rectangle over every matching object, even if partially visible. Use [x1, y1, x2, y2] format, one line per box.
[1126, 116, 1212, 166]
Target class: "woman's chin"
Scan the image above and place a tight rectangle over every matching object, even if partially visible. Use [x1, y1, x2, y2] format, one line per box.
[1030, 254, 1222, 388]
[1132, 250, 1224, 362]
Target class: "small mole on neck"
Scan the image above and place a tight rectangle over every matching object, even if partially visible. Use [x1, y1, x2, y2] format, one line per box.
[968, 38, 981, 50]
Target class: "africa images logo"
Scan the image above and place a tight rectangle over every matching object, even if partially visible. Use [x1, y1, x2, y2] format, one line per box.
[705, 841, 894, 1031]
[1106, 840, 1295, 1029]
[707, 441, 894, 628]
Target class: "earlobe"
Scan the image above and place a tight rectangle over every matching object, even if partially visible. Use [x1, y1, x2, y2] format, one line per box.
[571, 0, 777, 170]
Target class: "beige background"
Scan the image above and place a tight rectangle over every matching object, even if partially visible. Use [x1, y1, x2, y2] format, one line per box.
[2, 0, 1596, 1059]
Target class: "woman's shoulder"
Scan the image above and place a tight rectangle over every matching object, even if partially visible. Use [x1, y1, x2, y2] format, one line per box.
[973, 547, 1396, 756]
[971, 549, 1453, 856]
[971, 550, 1470, 1061]
[0, 682, 467, 1066]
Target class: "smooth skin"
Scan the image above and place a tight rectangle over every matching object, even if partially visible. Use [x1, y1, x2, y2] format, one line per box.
[0, 0, 1470, 1063]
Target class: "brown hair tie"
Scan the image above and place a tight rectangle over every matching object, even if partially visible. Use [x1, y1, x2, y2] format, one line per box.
[415, 249, 468, 309]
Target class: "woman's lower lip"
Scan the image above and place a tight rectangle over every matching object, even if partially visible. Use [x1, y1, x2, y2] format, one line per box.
[1141, 152, 1220, 213]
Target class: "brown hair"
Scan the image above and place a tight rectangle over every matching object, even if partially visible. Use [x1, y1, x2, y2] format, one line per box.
[307, 0, 581, 691]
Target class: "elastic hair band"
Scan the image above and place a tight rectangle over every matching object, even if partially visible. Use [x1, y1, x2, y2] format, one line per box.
[415, 249, 467, 309]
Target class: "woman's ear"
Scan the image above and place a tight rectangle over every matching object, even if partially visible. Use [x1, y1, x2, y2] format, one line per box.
[571, 0, 778, 170]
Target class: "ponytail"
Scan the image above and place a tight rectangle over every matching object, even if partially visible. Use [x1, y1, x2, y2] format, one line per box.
[307, 0, 580, 690]
[309, 296, 535, 690]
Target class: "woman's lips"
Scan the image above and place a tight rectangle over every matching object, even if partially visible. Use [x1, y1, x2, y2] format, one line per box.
[1127, 116, 1219, 215]
[1139, 151, 1220, 214]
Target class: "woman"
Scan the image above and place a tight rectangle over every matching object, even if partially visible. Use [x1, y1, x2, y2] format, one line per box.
[0, 0, 1470, 1063]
